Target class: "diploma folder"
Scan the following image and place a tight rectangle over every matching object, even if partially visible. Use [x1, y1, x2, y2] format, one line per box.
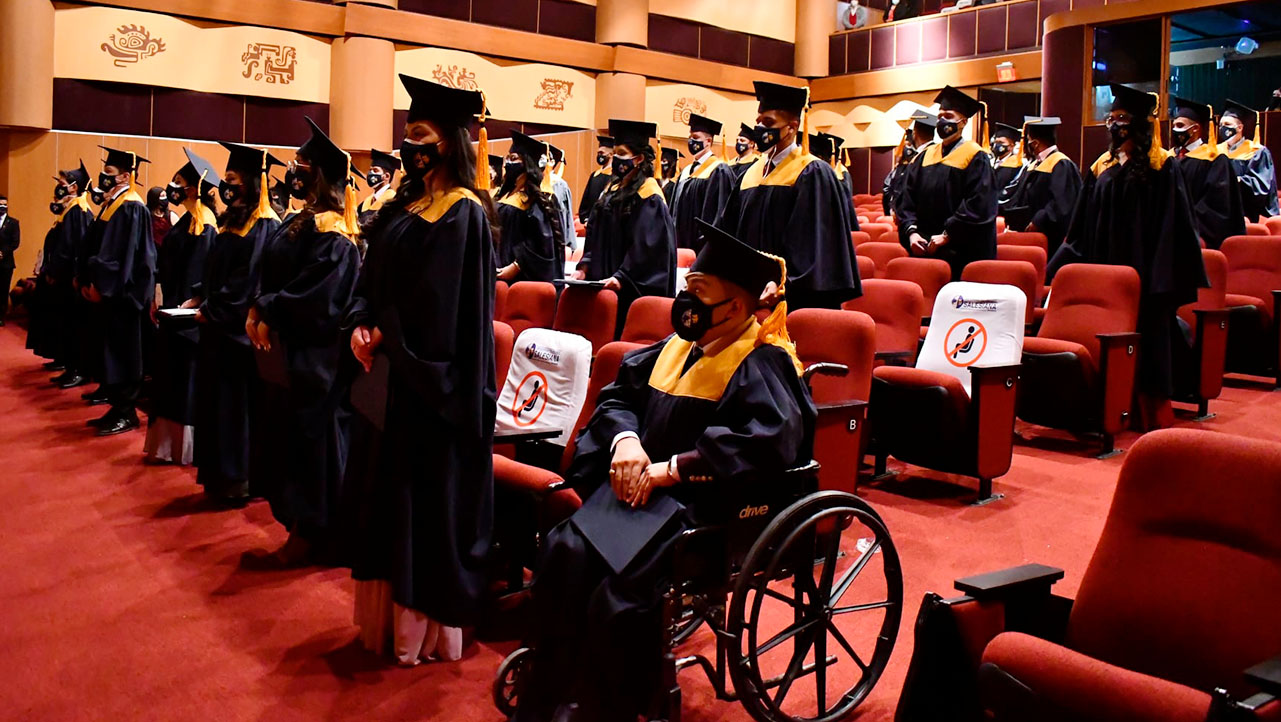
[570, 483, 684, 574]
[157, 307, 199, 330]
[350, 354, 390, 431]
[253, 332, 290, 388]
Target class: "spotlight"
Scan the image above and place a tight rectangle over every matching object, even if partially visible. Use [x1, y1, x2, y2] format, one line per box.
[1236, 36, 1259, 55]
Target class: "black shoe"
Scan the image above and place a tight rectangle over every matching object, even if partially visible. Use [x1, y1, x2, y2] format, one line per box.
[58, 374, 88, 389]
[86, 410, 115, 428]
[80, 387, 102, 400]
[51, 370, 74, 384]
[43, 361, 65, 371]
[84, 389, 110, 405]
[96, 414, 140, 436]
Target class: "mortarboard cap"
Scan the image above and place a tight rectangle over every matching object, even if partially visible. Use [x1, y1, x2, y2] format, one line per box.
[1108, 83, 1158, 119]
[691, 218, 785, 299]
[508, 131, 547, 162]
[607, 119, 658, 149]
[219, 141, 283, 176]
[934, 86, 983, 118]
[596, 135, 616, 149]
[488, 154, 503, 171]
[661, 147, 678, 163]
[399, 73, 485, 128]
[549, 144, 565, 164]
[910, 109, 939, 130]
[62, 160, 91, 192]
[687, 113, 722, 137]
[1022, 116, 1061, 142]
[1170, 95, 1212, 127]
[738, 123, 758, 142]
[177, 148, 221, 190]
[1221, 98, 1258, 123]
[298, 116, 351, 184]
[808, 134, 835, 161]
[754, 81, 809, 116]
[370, 148, 400, 172]
[991, 123, 1022, 141]
[821, 132, 845, 150]
[99, 145, 148, 172]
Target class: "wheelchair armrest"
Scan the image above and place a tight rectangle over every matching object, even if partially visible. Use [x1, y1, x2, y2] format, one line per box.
[1096, 332, 1140, 436]
[1247, 653, 1281, 698]
[803, 362, 849, 385]
[954, 563, 1064, 601]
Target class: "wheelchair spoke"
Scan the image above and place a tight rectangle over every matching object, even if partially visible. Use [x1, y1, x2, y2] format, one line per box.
[814, 614, 828, 715]
[815, 527, 843, 601]
[825, 619, 869, 673]
[832, 599, 895, 616]
[770, 627, 816, 709]
[754, 615, 821, 657]
[760, 584, 806, 611]
[828, 538, 880, 606]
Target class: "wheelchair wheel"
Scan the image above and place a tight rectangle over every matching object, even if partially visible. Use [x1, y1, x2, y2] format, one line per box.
[493, 646, 532, 717]
[724, 491, 902, 722]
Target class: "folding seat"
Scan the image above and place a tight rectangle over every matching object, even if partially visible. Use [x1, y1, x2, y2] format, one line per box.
[501, 281, 558, 338]
[1221, 236, 1281, 386]
[676, 248, 696, 269]
[859, 241, 909, 277]
[895, 428, 1281, 722]
[861, 222, 895, 243]
[1016, 264, 1141, 457]
[995, 216, 1007, 234]
[962, 260, 1039, 326]
[853, 193, 878, 205]
[857, 214, 871, 226]
[1173, 249, 1230, 419]
[495, 281, 509, 324]
[1266, 216, 1281, 236]
[856, 255, 876, 281]
[875, 215, 895, 225]
[996, 244, 1049, 310]
[996, 230, 1049, 254]
[494, 321, 515, 386]
[1246, 222, 1271, 236]
[551, 285, 618, 353]
[789, 308, 877, 494]
[885, 257, 952, 323]
[842, 278, 925, 365]
[619, 295, 674, 344]
[851, 230, 872, 247]
[868, 281, 1025, 504]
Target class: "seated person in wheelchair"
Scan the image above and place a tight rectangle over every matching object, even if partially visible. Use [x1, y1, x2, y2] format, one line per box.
[513, 220, 817, 722]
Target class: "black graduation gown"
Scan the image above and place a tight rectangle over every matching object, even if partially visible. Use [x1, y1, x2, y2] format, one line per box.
[342, 188, 496, 627]
[578, 169, 613, 225]
[836, 162, 858, 223]
[358, 186, 394, 230]
[253, 212, 360, 542]
[728, 154, 761, 183]
[150, 208, 215, 426]
[496, 191, 564, 283]
[580, 177, 677, 327]
[1050, 152, 1206, 398]
[1003, 150, 1083, 257]
[515, 327, 816, 722]
[1221, 139, 1281, 222]
[672, 157, 736, 251]
[718, 149, 860, 309]
[660, 178, 677, 206]
[28, 198, 92, 363]
[897, 140, 998, 280]
[1173, 146, 1246, 249]
[86, 189, 155, 394]
[992, 155, 1023, 202]
[192, 211, 280, 489]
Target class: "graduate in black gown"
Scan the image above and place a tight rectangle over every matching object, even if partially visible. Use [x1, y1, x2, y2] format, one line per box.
[189, 142, 283, 505]
[728, 122, 761, 182]
[883, 110, 937, 219]
[811, 132, 857, 222]
[39, 163, 93, 388]
[990, 123, 1025, 203]
[1050, 83, 1205, 428]
[575, 119, 677, 329]
[1002, 117, 1083, 257]
[343, 73, 496, 665]
[144, 148, 218, 465]
[83, 147, 156, 436]
[718, 81, 859, 309]
[671, 113, 736, 251]
[488, 153, 504, 194]
[1169, 96, 1246, 249]
[245, 118, 362, 565]
[514, 220, 815, 722]
[357, 148, 400, 227]
[494, 131, 566, 284]
[577, 135, 614, 226]
[898, 86, 997, 281]
[659, 147, 678, 206]
[1218, 99, 1280, 222]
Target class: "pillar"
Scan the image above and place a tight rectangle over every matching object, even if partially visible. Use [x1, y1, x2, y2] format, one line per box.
[329, 36, 395, 152]
[794, 0, 830, 79]
[597, 0, 648, 48]
[0, 0, 54, 130]
[594, 72, 646, 130]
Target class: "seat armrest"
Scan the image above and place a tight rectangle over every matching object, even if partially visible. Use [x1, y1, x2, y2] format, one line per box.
[1096, 332, 1140, 436]
[875, 350, 914, 366]
[969, 363, 1021, 484]
[1193, 309, 1231, 402]
[1247, 653, 1281, 698]
[954, 563, 1065, 600]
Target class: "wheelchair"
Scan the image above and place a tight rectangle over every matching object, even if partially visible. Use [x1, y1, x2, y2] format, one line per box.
[491, 364, 904, 722]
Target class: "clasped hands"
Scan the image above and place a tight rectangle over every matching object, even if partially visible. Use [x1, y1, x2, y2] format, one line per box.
[350, 324, 384, 373]
[909, 232, 948, 256]
[610, 437, 677, 509]
[245, 307, 271, 351]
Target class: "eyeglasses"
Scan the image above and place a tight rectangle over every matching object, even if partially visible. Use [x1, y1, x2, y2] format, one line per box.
[1104, 115, 1133, 127]
[286, 160, 311, 174]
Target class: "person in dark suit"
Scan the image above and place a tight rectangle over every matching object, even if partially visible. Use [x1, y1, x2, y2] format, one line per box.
[0, 195, 20, 326]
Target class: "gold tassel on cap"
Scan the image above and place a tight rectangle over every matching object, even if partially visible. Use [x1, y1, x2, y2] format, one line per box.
[1147, 92, 1166, 169]
[754, 252, 803, 376]
[801, 88, 811, 156]
[1206, 103, 1219, 158]
[476, 91, 491, 192]
[342, 151, 359, 238]
[1254, 107, 1262, 145]
[978, 101, 990, 151]
[653, 140, 662, 180]
[540, 142, 554, 194]
[190, 169, 209, 235]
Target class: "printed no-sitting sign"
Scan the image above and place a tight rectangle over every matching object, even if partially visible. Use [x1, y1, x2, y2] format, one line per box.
[944, 318, 988, 367]
[510, 371, 549, 427]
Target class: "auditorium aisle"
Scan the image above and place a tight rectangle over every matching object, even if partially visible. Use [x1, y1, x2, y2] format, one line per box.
[3, 321, 1280, 722]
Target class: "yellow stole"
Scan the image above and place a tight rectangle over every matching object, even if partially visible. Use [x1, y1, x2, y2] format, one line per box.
[54, 195, 90, 227]
[408, 187, 481, 223]
[740, 150, 817, 190]
[922, 140, 984, 170]
[100, 188, 144, 222]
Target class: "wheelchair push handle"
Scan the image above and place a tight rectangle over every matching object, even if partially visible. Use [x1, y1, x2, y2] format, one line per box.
[803, 362, 850, 384]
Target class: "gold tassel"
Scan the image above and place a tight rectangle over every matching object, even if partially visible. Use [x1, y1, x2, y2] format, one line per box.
[754, 252, 802, 376]
[1147, 92, 1166, 169]
[1254, 107, 1262, 145]
[978, 101, 990, 151]
[257, 165, 273, 220]
[476, 92, 491, 192]
[720, 134, 728, 163]
[540, 142, 554, 194]
[190, 169, 208, 235]
[653, 140, 662, 180]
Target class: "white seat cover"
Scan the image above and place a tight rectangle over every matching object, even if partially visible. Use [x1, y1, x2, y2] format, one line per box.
[916, 281, 1026, 396]
[495, 328, 593, 445]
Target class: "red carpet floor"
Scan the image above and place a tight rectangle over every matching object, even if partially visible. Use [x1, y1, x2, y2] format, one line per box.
[3, 320, 1281, 722]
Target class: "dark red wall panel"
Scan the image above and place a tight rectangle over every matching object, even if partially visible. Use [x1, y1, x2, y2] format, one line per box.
[976, 7, 1007, 55]
[829, 34, 848, 75]
[948, 11, 976, 58]
[1039, 0, 1071, 29]
[539, 0, 595, 42]
[1007, 1, 1038, 49]
[920, 17, 948, 62]
[648, 15, 700, 58]
[399, 0, 469, 20]
[749, 36, 795, 75]
[153, 89, 243, 143]
[473, 0, 539, 32]
[870, 26, 896, 70]
[848, 30, 871, 72]
[1041, 25, 1086, 162]
[244, 99, 327, 148]
[895, 23, 922, 66]
[52, 79, 151, 136]
[701, 26, 750, 66]
[848, 147, 871, 195]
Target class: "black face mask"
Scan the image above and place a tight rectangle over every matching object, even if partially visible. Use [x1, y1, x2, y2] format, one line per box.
[220, 184, 244, 205]
[288, 169, 311, 201]
[53, 184, 70, 200]
[612, 156, 635, 178]
[755, 125, 781, 152]
[1109, 122, 1131, 147]
[670, 291, 732, 342]
[98, 173, 118, 192]
[687, 139, 706, 156]
[901, 146, 918, 163]
[49, 201, 63, 214]
[991, 142, 1009, 157]
[90, 189, 105, 205]
[504, 161, 525, 181]
[1220, 125, 1238, 141]
[1171, 128, 1190, 148]
[735, 141, 750, 155]
[596, 152, 609, 167]
[936, 120, 960, 141]
[400, 139, 439, 179]
[661, 160, 673, 175]
[166, 184, 186, 206]
[366, 171, 386, 187]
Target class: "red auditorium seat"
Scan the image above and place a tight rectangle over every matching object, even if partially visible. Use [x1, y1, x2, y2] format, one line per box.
[676, 248, 696, 269]
[495, 281, 509, 323]
[501, 281, 558, 338]
[552, 285, 618, 353]
[876, 216, 895, 225]
[896, 428, 1281, 722]
[857, 255, 877, 281]
[1016, 264, 1141, 457]
[843, 278, 925, 366]
[1246, 222, 1271, 236]
[997, 230, 1049, 254]
[790, 308, 877, 494]
[619, 296, 674, 344]
[885, 257, 952, 320]
[996, 244, 1049, 309]
[859, 241, 909, 277]
[995, 216, 1007, 235]
[494, 321, 515, 387]
[1222, 235, 1281, 386]
[861, 222, 895, 244]
[962, 260, 1040, 326]
[1173, 249, 1230, 419]
[851, 230, 872, 247]
[1266, 216, 1281, 236]
[853, 193, 878, 205]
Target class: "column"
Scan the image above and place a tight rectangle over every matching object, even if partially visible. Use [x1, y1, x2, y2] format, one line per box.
[597, 0, 648, 48]
[594, 72, 646, 130]
[0, 0, 55, 130]
[795, 0, 830, 79]
[329, 36, 395, 152]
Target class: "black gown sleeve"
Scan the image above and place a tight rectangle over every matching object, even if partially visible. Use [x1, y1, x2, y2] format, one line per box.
[255, 231, 361, 344]
[513, 202, 561, 283]
[183, 226, 215, 304]
[1238, 148, 1276, 205]
[786, 162, 859, 305]
[943, 152, 998, 242]
[88, 201, 151, 307]
[565, 342, 664, 491]
[200, 218, 279, 335]
[699, 165, 736, 234]
[1030, 162, 1083, 241]
[1193, 155, 1247, 248]
[613, 194, 675, 298]
[1048, 166, 1099, 278]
